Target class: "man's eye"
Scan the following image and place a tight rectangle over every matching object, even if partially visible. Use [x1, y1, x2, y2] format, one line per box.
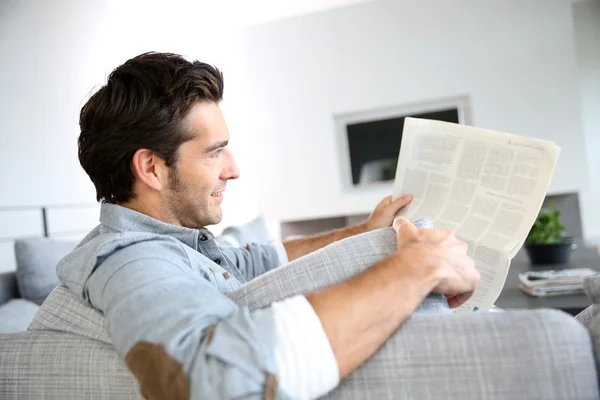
[212, 149, 223, 158]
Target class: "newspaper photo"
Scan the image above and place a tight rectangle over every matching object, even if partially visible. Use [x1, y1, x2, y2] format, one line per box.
[392, 117, 561, 312]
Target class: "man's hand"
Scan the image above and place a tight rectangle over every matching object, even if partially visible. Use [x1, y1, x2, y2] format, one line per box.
[392, 216, 480, 308]
[364, 195, 413, 231]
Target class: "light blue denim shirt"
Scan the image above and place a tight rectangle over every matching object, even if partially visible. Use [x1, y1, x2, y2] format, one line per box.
[57, 203, 291, 399]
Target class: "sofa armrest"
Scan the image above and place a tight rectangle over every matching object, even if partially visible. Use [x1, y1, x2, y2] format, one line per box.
[0, 331, 142, 399]
[0, 271, 19, 306]
[229, 228, 599, 399]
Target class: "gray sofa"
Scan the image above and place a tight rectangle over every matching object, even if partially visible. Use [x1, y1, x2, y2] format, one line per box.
[0, 217, 275, 333]
[0, 271, 39, 332]
[1, 227, 599, 399]
[0, 237, 78, 333]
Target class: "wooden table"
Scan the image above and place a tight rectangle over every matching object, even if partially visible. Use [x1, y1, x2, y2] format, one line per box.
[495, 243, 600, 315]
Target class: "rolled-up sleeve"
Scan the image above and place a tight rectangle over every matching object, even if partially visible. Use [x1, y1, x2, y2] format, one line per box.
[85, 240, 291, 399]
[221, 242, 287, 281]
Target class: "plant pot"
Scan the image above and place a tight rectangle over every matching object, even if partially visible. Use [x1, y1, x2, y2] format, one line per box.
[524, 241, 576, 266]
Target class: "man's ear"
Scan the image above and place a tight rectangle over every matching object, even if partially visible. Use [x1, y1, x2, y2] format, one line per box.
[130, 149, 169, 192]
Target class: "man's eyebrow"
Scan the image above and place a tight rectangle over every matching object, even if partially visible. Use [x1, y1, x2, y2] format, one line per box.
[204, 140, 229, 153]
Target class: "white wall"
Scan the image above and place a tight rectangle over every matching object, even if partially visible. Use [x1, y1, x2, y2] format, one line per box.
[0, 0, 255, 231]
[0, 0, 109, 271]
[0, 0, 95, 208]
[238, 0, 590, 226]
[576, 1, 600, 185]
[573, 0, 600, 241]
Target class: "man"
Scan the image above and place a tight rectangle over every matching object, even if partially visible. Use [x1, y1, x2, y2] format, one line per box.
[59, 52, 479, 399]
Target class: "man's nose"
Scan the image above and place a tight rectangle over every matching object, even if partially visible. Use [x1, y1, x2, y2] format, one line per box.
[221, 154, 240, 180]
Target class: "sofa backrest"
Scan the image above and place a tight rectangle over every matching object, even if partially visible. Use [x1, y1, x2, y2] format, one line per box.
[0, 285, 142, 399]
[0, 272, 19, 306]
[14, 238, 78, 305]
[0, 330, 141, 399]
[28, 285, 109, 343]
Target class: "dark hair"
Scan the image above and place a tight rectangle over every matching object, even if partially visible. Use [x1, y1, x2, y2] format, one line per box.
[78, 52, 224, 203]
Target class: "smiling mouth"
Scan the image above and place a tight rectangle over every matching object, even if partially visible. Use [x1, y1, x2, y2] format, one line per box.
[211, 184, 226, 200]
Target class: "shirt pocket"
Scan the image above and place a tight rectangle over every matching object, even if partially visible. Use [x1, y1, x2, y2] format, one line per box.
[207, 265, 243, 294]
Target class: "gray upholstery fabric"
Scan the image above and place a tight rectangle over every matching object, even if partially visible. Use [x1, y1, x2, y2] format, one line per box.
[0, 271, 19, 306]
[0, 299, 39, 333]
[326, 309, 598, 400]
[229, 227, 449, 313]
[216, 216, 274, 247]
[0, 286, 141, 399]
[576, 303, 598, 330]
[28, 285, 110, 344]
[576, 276, 600, 330]
[0, 228, 598, 399]
[0, 330, 142, 400]
[583, 276, 600, 383]
[14, 238, 77, 305]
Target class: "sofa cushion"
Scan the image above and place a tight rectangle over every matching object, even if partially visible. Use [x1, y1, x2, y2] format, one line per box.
[216, 216, 273, 247]
[0, 299, 39, 333]
[575, 302, 598, 330]
[14, 238, 77, 305]
[576, 276, 600, 329]
[0, 271, 19, 306]
[580, 276, 600, 375]
[0, 330, 141, 399]
[28, 285, 109, 343]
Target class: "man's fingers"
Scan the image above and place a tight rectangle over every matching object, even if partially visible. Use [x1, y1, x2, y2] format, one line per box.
[417, 229, 454, 243]
[414, 229, 464, 249]
[394, 217, 420, 245]
[446, 291, 475, 308]
[392, 216, 410, 232]
[453, 240, 469, 254]
[454, 255, 479, 291]
[442, 238, 469, 254]
[391, 194, 412, 211]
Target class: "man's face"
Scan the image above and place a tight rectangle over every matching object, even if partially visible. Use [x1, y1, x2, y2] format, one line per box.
[164, 101, 239, 228]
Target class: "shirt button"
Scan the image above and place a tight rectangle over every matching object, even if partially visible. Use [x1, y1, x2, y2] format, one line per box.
[200, 234, 208, 242]
[214, 259, 222, 265]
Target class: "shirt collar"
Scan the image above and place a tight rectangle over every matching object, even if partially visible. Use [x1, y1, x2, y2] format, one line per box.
[99, 202, 213, 250]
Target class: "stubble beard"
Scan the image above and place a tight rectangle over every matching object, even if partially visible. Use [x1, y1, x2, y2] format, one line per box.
[167, 166, 222, 228]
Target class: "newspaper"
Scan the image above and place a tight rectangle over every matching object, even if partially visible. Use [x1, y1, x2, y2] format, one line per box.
[392, 117, 561, 312]
[518, 268, 597, 297]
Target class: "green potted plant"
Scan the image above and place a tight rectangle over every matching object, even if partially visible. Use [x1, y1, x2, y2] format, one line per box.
[525, 205, 575, 265]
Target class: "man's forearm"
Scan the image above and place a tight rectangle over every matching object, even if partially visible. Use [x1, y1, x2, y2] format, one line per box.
[282, 194, 413, 261]
[282, 222, 370, 261]
[305, 252, 441, 378]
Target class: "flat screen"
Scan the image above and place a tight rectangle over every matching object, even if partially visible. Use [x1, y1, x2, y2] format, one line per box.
[346, 108, 460, 186]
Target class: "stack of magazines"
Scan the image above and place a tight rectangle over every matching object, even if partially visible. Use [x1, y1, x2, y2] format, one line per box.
[519, 268, 598, 297]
